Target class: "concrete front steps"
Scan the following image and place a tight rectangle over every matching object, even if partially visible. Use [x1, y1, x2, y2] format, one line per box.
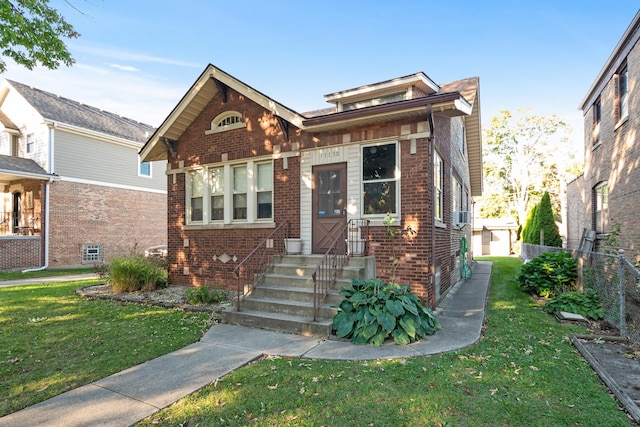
[222, 254, 375, 338]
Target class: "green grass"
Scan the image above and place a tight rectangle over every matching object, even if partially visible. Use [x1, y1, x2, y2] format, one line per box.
[136, 257, 632, 426]
[0, 268, 95, 281]
[0, 279, 215, 416]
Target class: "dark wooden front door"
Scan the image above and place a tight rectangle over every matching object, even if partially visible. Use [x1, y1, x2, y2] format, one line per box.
[312, 163, 347, 253]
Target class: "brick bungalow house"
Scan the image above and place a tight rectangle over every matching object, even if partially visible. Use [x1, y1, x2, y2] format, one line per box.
[0, 80, 167, 270]
[141, 64, 482, 319]
[568, 9, 640, 258]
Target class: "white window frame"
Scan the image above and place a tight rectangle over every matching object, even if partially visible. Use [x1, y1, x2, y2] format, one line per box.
[618, 64, 629, 122]
[185, 159, 274, 226]
[205, 111, 247, 135]
[361, 141, 400, 218]
[593, 181, 608, 233]
[26, 133, 34, 154]
[434, 150, 444, 223]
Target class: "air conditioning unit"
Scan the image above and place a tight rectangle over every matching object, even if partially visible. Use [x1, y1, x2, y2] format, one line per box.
[454, 211, 471, 225]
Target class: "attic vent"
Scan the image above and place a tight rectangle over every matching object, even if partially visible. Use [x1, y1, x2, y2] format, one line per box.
[205, 111, 246, 135]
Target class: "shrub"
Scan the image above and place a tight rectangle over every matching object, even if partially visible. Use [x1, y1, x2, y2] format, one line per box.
[522, 192, 561, 247]
[517, 251, 577, 298]
[107, 255, 167, 293]
[332, 278, 441, 346]
[186, 286, 227, 305]
[543, 289, 603, 320]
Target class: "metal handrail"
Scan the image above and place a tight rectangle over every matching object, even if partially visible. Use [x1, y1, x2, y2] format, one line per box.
[311, 218, 369, 321]
[232, 221, 289, 311]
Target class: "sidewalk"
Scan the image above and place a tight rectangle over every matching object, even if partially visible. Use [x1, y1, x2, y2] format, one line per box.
[0, 261, 492, 427]
[0, 273, 99, 288]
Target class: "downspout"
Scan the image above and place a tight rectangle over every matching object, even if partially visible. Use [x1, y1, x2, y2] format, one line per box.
[427, 105, 437, 310]
[22, 124, 54, 272]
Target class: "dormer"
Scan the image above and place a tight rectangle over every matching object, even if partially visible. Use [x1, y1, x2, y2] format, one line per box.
[324, 72, 440, 112]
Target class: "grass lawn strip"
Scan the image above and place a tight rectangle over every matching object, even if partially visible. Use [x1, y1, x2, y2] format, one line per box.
[136, 257, 632, 426]
[0, 279, 214, 417]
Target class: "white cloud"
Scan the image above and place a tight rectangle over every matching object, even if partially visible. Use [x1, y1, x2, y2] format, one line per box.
[71, 41, 201, 68]
[108, 63, 139, 73]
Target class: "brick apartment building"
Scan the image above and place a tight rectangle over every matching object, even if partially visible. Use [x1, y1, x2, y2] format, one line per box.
[141, 64, 482, 308]
[0, 80, 167, 270]
[567, 9, 640, 259]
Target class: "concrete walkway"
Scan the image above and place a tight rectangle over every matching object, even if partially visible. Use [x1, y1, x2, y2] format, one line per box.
[0, 261, 492, 427]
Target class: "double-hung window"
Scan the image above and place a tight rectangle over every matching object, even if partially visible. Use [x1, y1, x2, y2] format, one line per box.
[187, 160, 273, 225]
[618, 64, 629, 122]
[434, 151, 444, 222]
[189, 170, 204, 222]
[593, 182, 608, 233]
[233, 165, 247, 220]
[362, 142, 399, 216]
[210, 167, 224, 221]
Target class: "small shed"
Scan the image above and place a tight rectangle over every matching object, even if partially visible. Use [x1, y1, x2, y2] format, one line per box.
[472, 217, 518, 256]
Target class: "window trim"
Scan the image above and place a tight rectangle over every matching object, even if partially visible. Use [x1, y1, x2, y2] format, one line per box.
[617, 63, 629, 125]
[434, 150, 444, 223]
[205, 111, 246, 135]
[593, 181, 608, 233]
[592, 98, 601, 147]
[25, 133, 34, 154]
[185, 159, 274, 226]
[361, 140, 400, 219]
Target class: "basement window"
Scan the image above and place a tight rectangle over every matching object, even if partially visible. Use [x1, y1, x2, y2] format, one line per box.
[82, 244, 103, 263]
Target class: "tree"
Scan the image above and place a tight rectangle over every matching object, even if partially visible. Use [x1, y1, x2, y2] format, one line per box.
[480, 109, 580, 227]
[522, 192, 562, 247]
[0, 1, 79, 72]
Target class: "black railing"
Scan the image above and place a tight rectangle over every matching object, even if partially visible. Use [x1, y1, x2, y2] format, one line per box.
[311, 218, 369, 321]
[232, 221, 289, 311]
[0, 210, 38, 236]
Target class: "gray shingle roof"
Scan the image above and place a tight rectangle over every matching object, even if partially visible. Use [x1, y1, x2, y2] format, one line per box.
[0, 154, 53, 178]
[6, 80, 155, 143]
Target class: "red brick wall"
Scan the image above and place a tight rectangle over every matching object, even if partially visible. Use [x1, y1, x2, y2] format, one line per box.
[48, 180, 167, 267]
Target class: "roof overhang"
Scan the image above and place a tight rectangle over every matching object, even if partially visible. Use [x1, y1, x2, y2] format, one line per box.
[303, 93, 470, 132]
[324, 72, 440, 104]
[0, 169, 58, 185]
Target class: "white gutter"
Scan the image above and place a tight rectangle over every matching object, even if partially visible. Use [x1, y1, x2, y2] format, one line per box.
[22, 125, 55, 272]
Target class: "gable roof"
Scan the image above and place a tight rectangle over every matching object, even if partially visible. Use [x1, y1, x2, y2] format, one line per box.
[4, 80, 155, 143]
[140, 65, 482, 196]
[0, 153, 57, 182]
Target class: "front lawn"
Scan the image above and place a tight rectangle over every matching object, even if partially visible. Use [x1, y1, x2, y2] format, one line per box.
[0, 279, 214, 416]
[136, 257, 631, 426]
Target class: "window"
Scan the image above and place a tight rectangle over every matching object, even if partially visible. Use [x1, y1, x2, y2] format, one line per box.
[26, 134, 34, 154]
[343, 92, 406, 111]
[189, 170, 204, 222]
[451, 117, 465, 154]
[186, 160, 273, 225]
[206, 111, 246, 134]
[593, 98, 601, 146]
[362, 142, 398, 215]
[210, 167, 224, 221]
[618, 64, 629, 121]
[453, 178, 463, 214]
[139, 159, 151, 176]
[593, 182, 608, 233]
[233, 165, 247, 220]
[256, 162, 273, 219]
[434, 151, 444, 222]
[82, 244, 103, 263]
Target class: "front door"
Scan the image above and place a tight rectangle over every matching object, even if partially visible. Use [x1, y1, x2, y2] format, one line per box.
[312, 163, 347, 253]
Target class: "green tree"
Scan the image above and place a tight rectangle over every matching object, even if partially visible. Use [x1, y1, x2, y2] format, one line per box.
[536, 191, 562, 247]
[479, 109, 580, 226]
[521, 203, 539, 244]
[0, 1, 79, 72]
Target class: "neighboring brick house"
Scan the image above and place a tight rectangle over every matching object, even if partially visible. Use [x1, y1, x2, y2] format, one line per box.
[568, 9, 640, 258]
[140, 64, 482, 308]
[0, 80, 167, 270]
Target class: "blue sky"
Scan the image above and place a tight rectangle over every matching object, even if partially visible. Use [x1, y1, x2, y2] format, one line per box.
[3, 1, 639, 144]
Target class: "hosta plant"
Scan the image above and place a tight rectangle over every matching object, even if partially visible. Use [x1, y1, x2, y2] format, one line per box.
[517, 251, 577, 298]
[543, 289, 603, 320]
[332, 278, 441, 346]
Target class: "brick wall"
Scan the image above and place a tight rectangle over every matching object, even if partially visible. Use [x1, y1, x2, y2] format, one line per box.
[578, 39, 640, 257]
[0, 237, 41, 270]
[48, 180, 167, 267]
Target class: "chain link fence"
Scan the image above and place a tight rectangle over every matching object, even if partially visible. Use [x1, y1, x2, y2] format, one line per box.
[521, 243, 640, 345]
